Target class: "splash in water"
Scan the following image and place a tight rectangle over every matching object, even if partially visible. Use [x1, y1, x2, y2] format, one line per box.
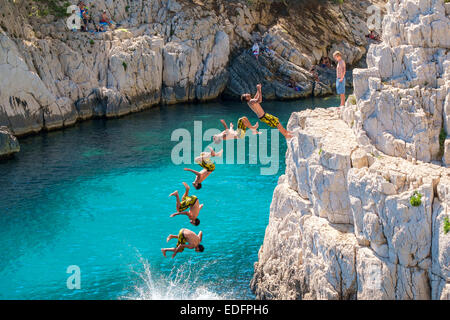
[122, 255, 233, 300]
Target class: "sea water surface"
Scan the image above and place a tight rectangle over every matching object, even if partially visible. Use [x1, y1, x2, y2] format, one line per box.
[0, 96, 339, 299]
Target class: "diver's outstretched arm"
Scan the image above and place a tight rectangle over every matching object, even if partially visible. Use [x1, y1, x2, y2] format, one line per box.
[184, 168, 201, 176]
[170, 211, 189, 217]
[220, 119, 229, 130]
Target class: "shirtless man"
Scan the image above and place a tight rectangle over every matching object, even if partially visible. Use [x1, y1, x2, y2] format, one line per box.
[333, 51, 346, 107]
[240, 84, 293, 139]
[169, 182, 203, 226]
[184, 147, 223, 190]
[212, 117, 260, 144]
[161, 228, 204, 258]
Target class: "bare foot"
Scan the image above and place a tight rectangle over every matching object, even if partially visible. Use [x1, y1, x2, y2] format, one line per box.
[251, 122, 261, 135]
[161, 249, 167, 258]
[169, 190, 178, 197]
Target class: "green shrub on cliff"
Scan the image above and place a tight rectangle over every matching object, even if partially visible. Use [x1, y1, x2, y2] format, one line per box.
[32, 0, 71, 18]
[444, 216, 450, 234]
[348, 95, 356, 105]
[439, 126, 446, 158]
[410, 191, 422, 207]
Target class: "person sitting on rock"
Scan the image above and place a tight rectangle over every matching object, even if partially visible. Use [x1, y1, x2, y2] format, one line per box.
[100, 10, 120, 30]
[263, 45, 275, 58]
[310, 65, 320, 82]
[252, 42, 260, 61]
[184, 147, 223, 190]
[240, 84, 293, 139]
[169, 182, 203, 226]
[212, 117, 260, 144]
[161, 228, 204, 259]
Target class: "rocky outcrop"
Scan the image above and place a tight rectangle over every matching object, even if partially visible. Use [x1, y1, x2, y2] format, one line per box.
[252, 0, 450, 300]
[0, 126, 20, 159]
[0, 0, 381, 139]
[252, 106, 449, 300]
[347, 0, 450, 164]
[225, 0, 378, 99]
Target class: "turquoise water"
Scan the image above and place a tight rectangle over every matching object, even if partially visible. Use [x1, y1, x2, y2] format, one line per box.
[0, 96, 339, 300]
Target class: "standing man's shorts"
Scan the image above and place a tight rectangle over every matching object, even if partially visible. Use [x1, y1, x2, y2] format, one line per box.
[259, 113, 280, 128]
[179, 195, 198, 212]
[336, 78, 346, 95]
[198, 158, 215, 172]
[237, 117, 247, 139]
[176, 229, 187, 252]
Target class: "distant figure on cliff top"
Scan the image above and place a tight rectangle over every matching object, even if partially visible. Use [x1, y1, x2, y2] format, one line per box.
[333, 51, 346, 107]
[366, 30, 382, 43]
[77, 1, 89, 32]
[252, 43, 260, 60]
[184, 147, 223, 190]
[100, 10, 120, 30]
[161, 228, 204, 259]
[169, 182, 203, 226]
[212, 117, 260, 144]
[240, 84, 293, 139]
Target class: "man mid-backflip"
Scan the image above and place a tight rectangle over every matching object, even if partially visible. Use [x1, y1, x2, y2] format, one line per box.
[184, 147, 223, 190]
[212, 117, 260, 144]
[240, 84, 293, 139]
[169, 182, 203, 226]
[161, 228, 204, 258]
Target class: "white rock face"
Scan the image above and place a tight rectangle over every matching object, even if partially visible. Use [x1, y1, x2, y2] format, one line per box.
[252, 0, 450, 300]
[253, 106, 449, 300]
[0, 0, 380, 138]
[351, 0, 450, 164]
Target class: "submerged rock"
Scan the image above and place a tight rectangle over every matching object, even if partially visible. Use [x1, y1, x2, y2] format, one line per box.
[0, 126, 19, 159]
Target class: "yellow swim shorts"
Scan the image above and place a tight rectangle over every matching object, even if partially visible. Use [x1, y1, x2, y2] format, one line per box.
[259, 113, 280, 128]
[179, 195, 198, 212]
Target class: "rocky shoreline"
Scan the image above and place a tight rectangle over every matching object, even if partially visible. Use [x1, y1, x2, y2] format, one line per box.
[251, 0, 450, 300]
[0, 0, 383, 157]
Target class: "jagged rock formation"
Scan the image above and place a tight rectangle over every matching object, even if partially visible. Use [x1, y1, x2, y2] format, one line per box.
[0, 0, 381, 145]
[251, 0, 450, 300]
[0, 126, 20, 159]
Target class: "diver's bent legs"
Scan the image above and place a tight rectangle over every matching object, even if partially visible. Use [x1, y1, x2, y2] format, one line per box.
[240, 116, 260, 134]
[169, 190, 181, 211]
[276, 123, 293, 139]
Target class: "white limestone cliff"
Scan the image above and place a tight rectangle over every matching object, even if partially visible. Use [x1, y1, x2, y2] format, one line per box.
[0, 0, 381, 158]
[251, 0, 450, 300]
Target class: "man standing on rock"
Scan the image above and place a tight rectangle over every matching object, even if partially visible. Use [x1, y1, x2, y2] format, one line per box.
[169, 182, 203, 226]
[240, 84, 293, 139]
[161, 228, 204, 259]
[184, 147, 223, 190]
[333, 51, 346, 107]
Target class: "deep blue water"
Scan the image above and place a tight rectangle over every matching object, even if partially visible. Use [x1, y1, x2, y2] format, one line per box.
[0, 96, 339, 299]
